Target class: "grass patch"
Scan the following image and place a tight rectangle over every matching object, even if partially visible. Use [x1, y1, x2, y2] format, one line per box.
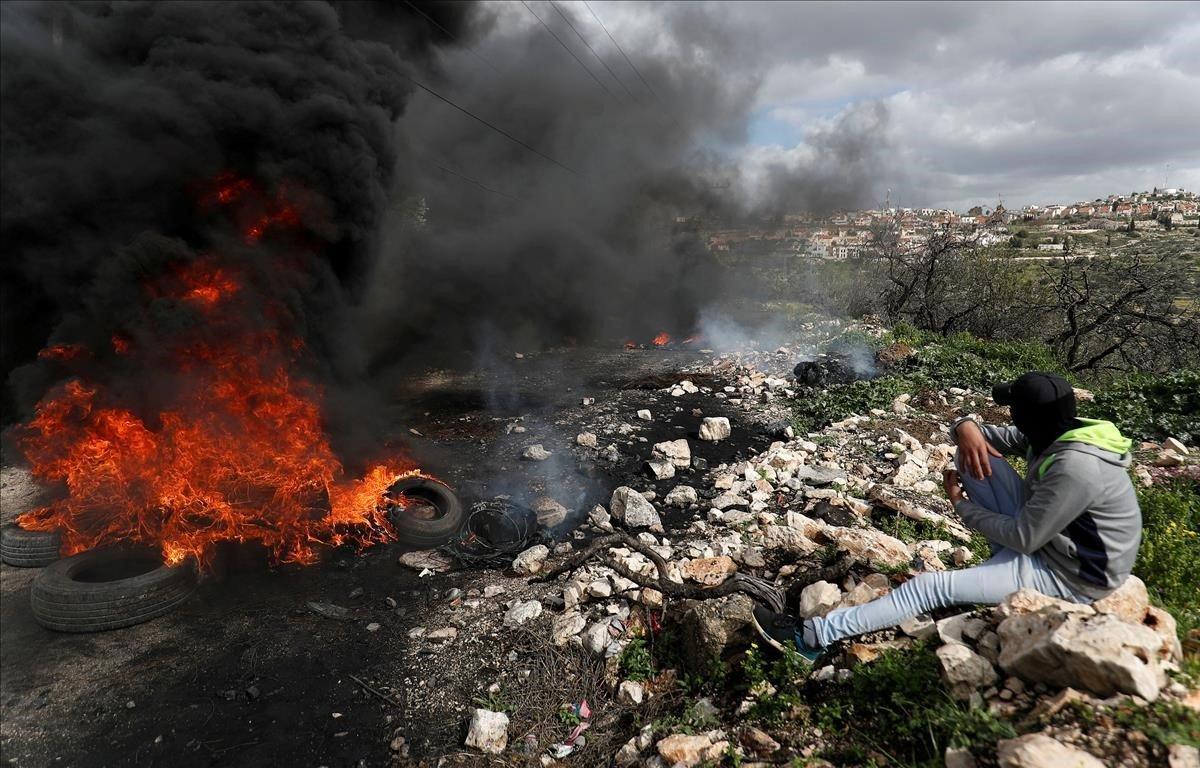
[1082, 369, 1200, 443]
[810, 643, 1015, 767]
[1112, 698, 1200, 748]
[1135, 480, 1200, 675]
[791, 325, 1066, 433]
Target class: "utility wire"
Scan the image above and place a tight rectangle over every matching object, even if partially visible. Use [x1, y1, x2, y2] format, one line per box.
[521, 0, 615, 99]
[404, 1, 499, 72]
[581, 0, 659, 101]
[403, 74, 578, 176]
[549, 0, 635, 101]
[429, 160, 520, 202]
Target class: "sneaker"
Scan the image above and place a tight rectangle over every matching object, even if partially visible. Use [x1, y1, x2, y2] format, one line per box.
[751, 605, 823, 662]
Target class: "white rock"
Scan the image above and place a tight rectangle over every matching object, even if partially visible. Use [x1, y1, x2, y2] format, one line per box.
[945, 746, 978, 768]
[652, 439, 692, 468]
[998, 608, 1166, 700]
[646, 458, 676, 480]
[465, 708, 509, 754]
[427, 627, 458, 643]
[610, 487, 662, 529]
[588, 504, 612, 530]
[512, 544, 550, 575]
[531, 497, 568, 528]
[618, 680, 645, 705]
[763, 525, 817, 555]
[698, 417, 732, 442]
[483, 585, 506, 598]
[503, 600, 543, 626]
[552, 611, 587, 645]
[1163, 437, 1189, 455]
[665, 485, 699, 506]
[576, 432, 598, 447]
[797, 581, 841, 618]
[521, 444, 551, 461]
[636, 409, 652, 421]
[824, 526, 911, 568]
[995, 733, 1104, 768]
[582, 621, 612, 655]
[711, 492, 748, 510]
[937, 642, 997, 700]
[588, 579, 613, 598]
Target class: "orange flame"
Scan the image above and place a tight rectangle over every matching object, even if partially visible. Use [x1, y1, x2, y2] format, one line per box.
[652, 332, 671, 347]
[17, 173, 424, 569]
[38, 344, 89, 362]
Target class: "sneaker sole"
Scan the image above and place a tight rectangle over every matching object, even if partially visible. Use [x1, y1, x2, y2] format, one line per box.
[750, 611, 790, 654]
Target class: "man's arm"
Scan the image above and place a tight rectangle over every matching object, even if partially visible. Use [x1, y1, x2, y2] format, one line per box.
[950, 416, 1028, 457]
[954, 454, 1097, 555]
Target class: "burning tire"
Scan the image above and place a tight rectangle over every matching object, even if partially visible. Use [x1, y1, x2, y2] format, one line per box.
[386, 477, 464, 548]
[30, 547, 197, 633]
[0, 524, 62, 568]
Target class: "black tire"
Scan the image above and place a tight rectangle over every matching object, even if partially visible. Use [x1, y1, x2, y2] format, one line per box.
[0, 524, 62, 567]
[30, 547, 197, 632]
[386, 477, 464, 548]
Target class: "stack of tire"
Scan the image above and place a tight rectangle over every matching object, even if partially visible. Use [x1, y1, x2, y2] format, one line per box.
[0, 524, 61, 568]
[2, 524, 196, 633]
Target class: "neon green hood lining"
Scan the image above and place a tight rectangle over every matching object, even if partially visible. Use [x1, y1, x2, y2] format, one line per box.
[1056, 418, 1133, 455]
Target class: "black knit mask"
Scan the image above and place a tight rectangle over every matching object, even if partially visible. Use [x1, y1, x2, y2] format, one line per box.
[993, 372, 1080, 456]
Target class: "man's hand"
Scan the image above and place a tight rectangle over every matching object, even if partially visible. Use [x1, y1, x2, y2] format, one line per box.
[943, 469, 964, 505]
[955, 419, 1001, 480]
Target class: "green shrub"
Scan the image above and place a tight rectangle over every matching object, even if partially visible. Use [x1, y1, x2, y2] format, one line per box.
[618, 636, 656, 682]
[1082, 370, 1200, 443]
[1135, 481, 1200, 659]
[812, 644, 1014, 767]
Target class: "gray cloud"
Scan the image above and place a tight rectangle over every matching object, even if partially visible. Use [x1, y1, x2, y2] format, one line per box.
[704, 0, 1200, 208]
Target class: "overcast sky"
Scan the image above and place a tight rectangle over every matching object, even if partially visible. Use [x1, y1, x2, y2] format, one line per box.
[523, 1, 1200, 211]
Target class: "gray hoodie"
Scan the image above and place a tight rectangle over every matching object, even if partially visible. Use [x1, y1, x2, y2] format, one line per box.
[950, 417, 1141, 600]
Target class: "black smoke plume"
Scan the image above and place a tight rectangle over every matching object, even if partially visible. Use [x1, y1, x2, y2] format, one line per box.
[1, 1, 886, 455]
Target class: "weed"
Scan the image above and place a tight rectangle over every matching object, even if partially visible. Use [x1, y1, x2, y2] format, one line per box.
[1134, 480, 1200, 675]
[472, 687, 510, 714]
[619, 636, 656, 683]
[1082, 370, 1200, 442]
[1113, 699, 1200, 748]
[811, 643, 1014, 767]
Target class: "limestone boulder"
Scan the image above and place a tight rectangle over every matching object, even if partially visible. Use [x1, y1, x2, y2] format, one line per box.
[998, 608, 1166, 700]
[1091, 575, 1149, 624]
[652, 439, 692, 468]
[797, 580, 841, 618]
[680, 556, 738, 586]
[610, 486, 662, 529]
[823, 526, 911, 568]
[465, 709, 509, 754]
[678, 594, 756, 675]
[763, 524, 818, 555]
[936, 642, 997, 700]
[996, 733, 1105, 768]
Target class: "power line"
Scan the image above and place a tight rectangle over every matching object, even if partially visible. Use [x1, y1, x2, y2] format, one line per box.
[403, 74, 578, 176]
[429, 160, 520, 202]
[404, 1, 498, 73]
[520, 0, 614, 99]
[581, 0, 658, 101]
[549, 0, 635, 101]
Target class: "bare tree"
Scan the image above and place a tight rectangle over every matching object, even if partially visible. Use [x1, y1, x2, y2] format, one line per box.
[1030, 244, 1200, 375]
[867, 221, 1029, 337]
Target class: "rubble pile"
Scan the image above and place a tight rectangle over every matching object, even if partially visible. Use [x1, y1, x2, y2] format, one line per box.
[398, 326, 1196, 766]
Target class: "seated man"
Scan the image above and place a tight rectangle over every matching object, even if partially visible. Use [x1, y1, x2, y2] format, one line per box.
[753, 371, 1142, 659]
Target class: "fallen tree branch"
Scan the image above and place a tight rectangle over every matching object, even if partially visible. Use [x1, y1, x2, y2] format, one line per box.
[532, 531, 784, 610]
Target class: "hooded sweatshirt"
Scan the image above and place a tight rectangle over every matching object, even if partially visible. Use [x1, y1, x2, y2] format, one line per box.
[950, 417, 1140, 600]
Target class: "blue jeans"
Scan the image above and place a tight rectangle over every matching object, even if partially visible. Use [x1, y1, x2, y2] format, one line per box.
[803, 454, 1087, 648]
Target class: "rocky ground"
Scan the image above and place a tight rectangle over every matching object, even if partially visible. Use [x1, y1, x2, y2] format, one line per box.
[406, 322, 1198, 767]
[2, 322, 1197, 767]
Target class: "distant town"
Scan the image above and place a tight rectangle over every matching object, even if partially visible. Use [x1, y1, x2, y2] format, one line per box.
[701, 187, 1200, 260]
